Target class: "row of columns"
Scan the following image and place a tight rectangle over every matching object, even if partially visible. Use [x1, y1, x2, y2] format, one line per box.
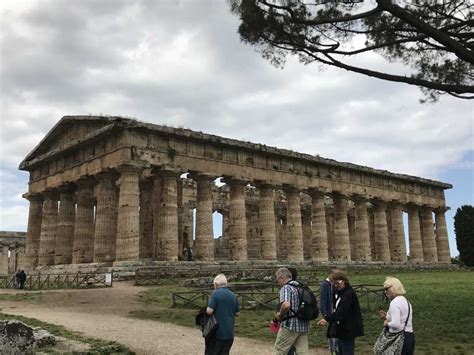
[24, 166, 452, 268]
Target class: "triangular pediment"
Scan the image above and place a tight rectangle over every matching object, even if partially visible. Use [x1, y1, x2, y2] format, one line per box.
[19, 116, 120, 170]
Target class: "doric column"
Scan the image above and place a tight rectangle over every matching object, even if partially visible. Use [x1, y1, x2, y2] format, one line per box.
[258, 183, 277, 260]
[38, 190, 58, 266]
[421, 206, 438, 262]
[389, 202, 407, 262]
[55, 185, 76, 265]
[285, 186, 304, 261]
[154, 170, 180, 261]
[192, 174, 215, 261]
[24, 193, 43, 269]
[302, 208, 312, 260]
[182, 206, 194, 249]
[435, 207, 451, 263]
[407, 204, 424, 262]
[226, 178, 248, 261]
[115, 164, 142, 262]
[72, 178, 96, 263]
[372, 199, 391, 262]
[353, 196, 371, 261]
[94, 173, 119, 263]
[309, 190, 329, 262]
[332, 193, 351, 261]
[139, 179, 154, 260]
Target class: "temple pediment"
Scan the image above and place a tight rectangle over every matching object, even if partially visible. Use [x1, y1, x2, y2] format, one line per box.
[19, 116, 123, 170]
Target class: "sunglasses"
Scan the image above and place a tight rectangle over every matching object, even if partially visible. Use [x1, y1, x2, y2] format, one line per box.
[384, 286, 392, 292]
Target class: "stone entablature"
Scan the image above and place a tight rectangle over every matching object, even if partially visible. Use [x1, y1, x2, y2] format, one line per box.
[18, 116, 453, 269]
[21, 116, 449, 208]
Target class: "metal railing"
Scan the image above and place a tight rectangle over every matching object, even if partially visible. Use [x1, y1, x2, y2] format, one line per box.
[0, 271, 113, 290]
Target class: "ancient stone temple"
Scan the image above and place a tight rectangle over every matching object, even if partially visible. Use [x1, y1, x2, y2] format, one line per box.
[19, 116, 452, 269]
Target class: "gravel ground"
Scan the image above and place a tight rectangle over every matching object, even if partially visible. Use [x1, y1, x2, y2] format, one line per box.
[0, 282, 326, 355]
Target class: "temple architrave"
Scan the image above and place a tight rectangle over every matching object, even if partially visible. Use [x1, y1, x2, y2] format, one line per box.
[19, 116, 452, 270]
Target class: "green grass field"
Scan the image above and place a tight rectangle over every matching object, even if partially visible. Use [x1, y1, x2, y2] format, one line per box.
[130, 269, 474, 355]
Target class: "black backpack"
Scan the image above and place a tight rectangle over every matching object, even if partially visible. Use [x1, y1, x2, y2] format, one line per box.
[288, 283, 319, 321]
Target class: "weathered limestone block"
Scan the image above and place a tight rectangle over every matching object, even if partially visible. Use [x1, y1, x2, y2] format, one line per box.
[258, 184, 277, 260]
[72, 179, 96, 264]
[116, 164, 142, 261]
[94, 173, 118, 262]
[0, 246, 8, 275]
[310, 190, 329, 262]
[435, 208, 451, 263]
[332, 193, 351, 261]
[193, 174, 214, 261]
[24, 194, 43, 269]
[353, 196, 371, 261]
[421, 207, 438, 262]
[38, 191, 58, 266]
[285, 187, 304, 261]
[139, 179, 153, 260]
[0, 320, 55, 354]
[55, 186, 75, 265]
[227, 179, 248, 261]
[407, 205, 424, 262]
[389, 202, 407, 262]
[372, 200, 391, 262]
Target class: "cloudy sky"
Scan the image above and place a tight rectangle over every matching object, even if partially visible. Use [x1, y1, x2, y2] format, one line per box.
[1, 0, 472, 256]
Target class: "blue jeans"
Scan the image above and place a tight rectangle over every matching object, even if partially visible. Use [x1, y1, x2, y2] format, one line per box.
[338, 338, 355, 355]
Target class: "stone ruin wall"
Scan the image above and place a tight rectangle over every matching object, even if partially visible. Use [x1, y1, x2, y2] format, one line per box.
[0, 232, 26, 275]
[18, 116, 452, 270]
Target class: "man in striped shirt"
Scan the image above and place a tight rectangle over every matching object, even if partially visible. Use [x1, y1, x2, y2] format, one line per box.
[273, 267, 310, 354]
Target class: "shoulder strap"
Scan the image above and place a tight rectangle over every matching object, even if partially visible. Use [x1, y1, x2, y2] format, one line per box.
[404, 299, 411, 330]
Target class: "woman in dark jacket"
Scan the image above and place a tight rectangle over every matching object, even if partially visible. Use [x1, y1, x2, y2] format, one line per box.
[318, 270, 364, 355]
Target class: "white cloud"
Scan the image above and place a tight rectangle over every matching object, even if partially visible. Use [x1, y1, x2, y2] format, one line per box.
[0, 0, 472, 236]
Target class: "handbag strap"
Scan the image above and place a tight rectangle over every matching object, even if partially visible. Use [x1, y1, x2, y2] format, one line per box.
[403, 298, 411, 330]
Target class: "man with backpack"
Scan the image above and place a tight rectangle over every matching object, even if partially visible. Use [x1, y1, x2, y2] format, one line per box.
[273, 267, 316, 355]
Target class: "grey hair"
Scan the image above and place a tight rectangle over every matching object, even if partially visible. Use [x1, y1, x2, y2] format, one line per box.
[214, 273, 228, 287]
[275, 267, 292, 281]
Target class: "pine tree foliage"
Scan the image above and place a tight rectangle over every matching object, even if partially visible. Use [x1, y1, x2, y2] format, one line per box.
[229, 0, 474, 102]
[454, 205, 474, 266]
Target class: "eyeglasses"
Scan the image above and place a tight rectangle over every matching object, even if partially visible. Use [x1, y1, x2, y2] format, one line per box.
[384, 286, 392, 292]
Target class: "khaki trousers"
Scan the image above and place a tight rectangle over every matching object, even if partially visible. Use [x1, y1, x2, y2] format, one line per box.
[273, 327, 309, 355]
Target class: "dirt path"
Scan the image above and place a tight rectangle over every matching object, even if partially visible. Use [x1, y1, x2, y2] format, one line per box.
[0, 282, 326, 355]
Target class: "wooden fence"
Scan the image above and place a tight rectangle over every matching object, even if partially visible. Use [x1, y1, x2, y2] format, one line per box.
[0, 272, 113, 290]
[172, 283, 386, 312]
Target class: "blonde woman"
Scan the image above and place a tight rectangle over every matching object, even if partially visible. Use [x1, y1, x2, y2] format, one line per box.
[378, 277, 415, 355]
